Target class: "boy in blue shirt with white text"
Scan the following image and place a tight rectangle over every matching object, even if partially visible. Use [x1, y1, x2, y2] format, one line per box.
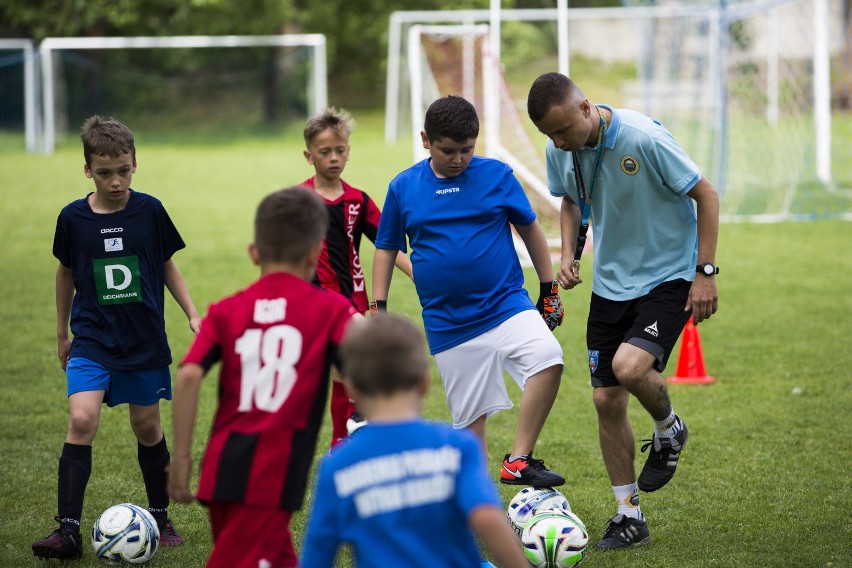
[300, 314, 527, 568]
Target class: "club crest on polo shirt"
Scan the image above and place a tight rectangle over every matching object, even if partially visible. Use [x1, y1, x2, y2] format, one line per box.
[93, 256, 142, 305]
[620, 155, 640, 175]
[588, 350, 600, 373]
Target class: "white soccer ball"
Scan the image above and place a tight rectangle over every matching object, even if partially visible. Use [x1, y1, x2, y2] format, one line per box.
[507, 487, 572, 537]
[521, 510, 588, 567]
[91, 503, 159, 564]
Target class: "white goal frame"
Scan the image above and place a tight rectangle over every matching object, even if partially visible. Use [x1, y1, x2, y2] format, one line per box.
[0, 39, 38, 152]
[38, 34, 327, 154]
[386, 1, 834, 204]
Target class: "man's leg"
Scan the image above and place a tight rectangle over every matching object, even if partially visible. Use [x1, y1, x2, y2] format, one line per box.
[593, 383, 651, 550]
[612, 343, 688, 493]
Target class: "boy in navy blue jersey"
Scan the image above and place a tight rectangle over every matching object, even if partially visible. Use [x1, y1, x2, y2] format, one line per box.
[301, 314, 527, 568]
[372, 96, 566, 487]
[32, 116, 200, 560]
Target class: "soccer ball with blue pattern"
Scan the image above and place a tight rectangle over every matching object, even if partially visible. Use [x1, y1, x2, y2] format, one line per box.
[91, 503, 159, 564]
[507, 486, 572, 537]
[521, 510, 588, 567]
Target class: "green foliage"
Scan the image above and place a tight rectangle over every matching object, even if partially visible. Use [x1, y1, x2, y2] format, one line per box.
[1, 112, 851, 567]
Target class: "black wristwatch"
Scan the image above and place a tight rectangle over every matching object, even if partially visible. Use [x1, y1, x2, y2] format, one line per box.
[697, 262, 719, 276]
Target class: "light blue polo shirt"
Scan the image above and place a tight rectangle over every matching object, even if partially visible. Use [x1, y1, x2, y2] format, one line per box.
[545, 106, 702, 301]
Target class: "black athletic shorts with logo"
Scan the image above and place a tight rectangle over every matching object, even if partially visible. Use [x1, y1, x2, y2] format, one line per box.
[587, 279, 693, 388]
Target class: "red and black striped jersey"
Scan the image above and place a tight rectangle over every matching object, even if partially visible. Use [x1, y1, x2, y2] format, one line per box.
[303, 177, 382, 313]
[182, 272, 357, 511]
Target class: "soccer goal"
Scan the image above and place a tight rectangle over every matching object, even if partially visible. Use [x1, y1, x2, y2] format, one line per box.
[405, 23, 562, 265]
[0, 39, 38, 152]
[388, 0, 846, 224]
[37, 34, 327, 154]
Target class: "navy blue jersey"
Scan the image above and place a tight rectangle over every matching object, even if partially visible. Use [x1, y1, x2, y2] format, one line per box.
[53, 190, 186, 370]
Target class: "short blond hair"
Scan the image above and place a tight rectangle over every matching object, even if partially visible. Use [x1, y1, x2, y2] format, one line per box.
[303, 107, 354, 145]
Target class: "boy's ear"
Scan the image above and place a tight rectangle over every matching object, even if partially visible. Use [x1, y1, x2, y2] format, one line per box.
[303, 149, 313, 164]
[247, 243, 261, 266]
[305, 241, 323, 268]
[420, 131, 430, 150]
[84, 163, 92, 178]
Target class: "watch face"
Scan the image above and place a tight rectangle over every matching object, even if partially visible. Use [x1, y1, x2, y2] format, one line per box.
[703, 264, 715, 275]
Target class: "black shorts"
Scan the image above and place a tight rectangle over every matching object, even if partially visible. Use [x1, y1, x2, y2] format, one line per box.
[587, 279, 693, 388]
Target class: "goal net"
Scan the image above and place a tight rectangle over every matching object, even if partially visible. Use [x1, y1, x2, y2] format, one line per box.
[406, 23, 563, 264]
[388, 1, 849, 226]
[38, 35, 327, 153]
[0, 39, 37, 152]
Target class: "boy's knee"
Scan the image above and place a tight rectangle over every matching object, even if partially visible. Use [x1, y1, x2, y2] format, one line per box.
[67, 408, 99, 441]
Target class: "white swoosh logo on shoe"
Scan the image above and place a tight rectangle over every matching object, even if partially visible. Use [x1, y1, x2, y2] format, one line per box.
[503, 465, 523, 478]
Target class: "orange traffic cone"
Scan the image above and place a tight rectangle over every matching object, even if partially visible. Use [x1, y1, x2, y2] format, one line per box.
[666, 319, 715, 385]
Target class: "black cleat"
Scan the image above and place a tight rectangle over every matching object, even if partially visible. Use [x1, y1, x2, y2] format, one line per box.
[595, 514, 651, 550]
[500, 453, 565, 487]
[32, 518, 83, 560]
[638, 416, 689, 492]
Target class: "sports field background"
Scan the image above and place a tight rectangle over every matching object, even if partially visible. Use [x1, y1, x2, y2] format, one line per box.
[0, 110, 850, 566]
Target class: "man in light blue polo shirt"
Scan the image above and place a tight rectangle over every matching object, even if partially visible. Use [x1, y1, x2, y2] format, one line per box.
[527, 73, 720, 551]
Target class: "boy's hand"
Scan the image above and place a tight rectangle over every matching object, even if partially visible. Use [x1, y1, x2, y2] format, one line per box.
[536, 281, 564, 331]
[57, 337, 71, 371]
[369, 300, 387, 316]
[167, 456, 194, 504]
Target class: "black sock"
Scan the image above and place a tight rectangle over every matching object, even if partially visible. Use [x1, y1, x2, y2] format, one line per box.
[58, 442, 92, 533]
[138, 435, 170, 512]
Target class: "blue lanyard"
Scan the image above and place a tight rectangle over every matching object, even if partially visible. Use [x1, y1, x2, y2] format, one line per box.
[571, 106, 608, 261]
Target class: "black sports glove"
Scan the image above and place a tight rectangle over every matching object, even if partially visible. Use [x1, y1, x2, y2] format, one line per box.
[536, 281, 564, 331]
[369, 300, 387, 316]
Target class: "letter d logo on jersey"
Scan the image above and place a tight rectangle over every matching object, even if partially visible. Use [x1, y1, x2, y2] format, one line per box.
[94, 256, 142, 305]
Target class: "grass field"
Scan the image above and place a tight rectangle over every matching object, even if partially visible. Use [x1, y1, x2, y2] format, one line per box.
[1, 111, 850, 567]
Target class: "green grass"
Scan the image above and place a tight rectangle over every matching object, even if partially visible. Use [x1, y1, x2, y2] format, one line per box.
[1, 111, 851, 567]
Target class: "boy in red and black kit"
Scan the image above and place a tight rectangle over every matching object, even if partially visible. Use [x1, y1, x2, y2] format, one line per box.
[168, 187, 360, 568]
[301, 107, 413, 445]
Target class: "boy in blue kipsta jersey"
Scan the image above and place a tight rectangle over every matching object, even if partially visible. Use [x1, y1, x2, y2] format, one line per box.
[372, 95, 566, 487]
[300, 313, 528, 568]
[527, 73, 720, 551]
[32, 116, 200, 560]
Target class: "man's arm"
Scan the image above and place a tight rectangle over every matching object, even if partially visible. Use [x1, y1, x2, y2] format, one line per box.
[168, 363, 203, 504]
[557, 196, 583, 290]
[164, 259, 201, 333]
[686, 176, 720, 323]
[371, 248, 399, 310]
[469, 505, 529, 568]
[56, 264, 73, 371]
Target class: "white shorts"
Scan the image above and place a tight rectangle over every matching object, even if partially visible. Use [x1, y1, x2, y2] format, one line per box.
[433, 310, 564, 428]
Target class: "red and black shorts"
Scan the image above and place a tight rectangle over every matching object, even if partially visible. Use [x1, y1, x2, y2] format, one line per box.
[587, 279, 693, 388]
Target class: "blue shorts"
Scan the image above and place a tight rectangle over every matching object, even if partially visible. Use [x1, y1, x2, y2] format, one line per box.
[66, 357, 172, 408]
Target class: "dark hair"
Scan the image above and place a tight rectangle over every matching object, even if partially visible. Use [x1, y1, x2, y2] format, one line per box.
[527, 73, 583, 122]
[423, 95, 479, 143]
[80, 115, 136, 166]
[254, 186, 328, 264]
[303, 107, 354, 145]
[341, 313, 430, 397]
